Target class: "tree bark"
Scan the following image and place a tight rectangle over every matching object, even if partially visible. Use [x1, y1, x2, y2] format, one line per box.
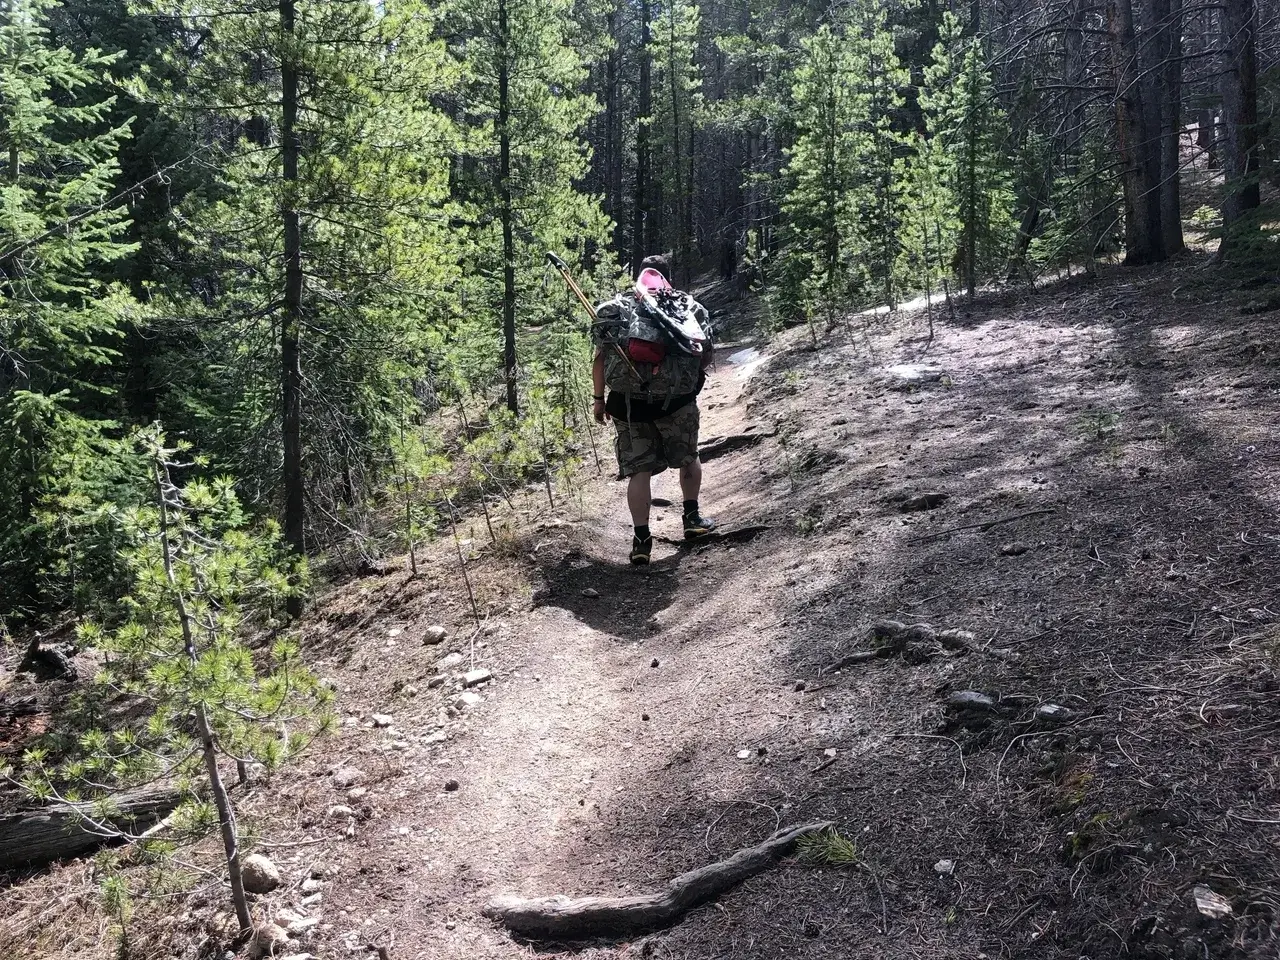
[1218, 0, 1261, 259]
[0, 786, 183, 871]
[484, 821, 833, 939]
[1153, 0, 1185, 255]
[606, 6, 623, 252]
[632, 0, 652, 277]
[1106, 0, 1164, 264]
[498, 0, 518, 414]
[280, 0, 305, 617]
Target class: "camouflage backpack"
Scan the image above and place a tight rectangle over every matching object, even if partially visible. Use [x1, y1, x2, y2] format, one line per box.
[593, 281, 712, 403]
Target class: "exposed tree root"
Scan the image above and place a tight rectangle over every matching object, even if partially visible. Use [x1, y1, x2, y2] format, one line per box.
[483, 819, 833, 939]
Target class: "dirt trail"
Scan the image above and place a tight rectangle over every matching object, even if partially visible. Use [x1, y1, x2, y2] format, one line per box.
[289, 265, 1279, 960]
[5, 264, 1279, 960]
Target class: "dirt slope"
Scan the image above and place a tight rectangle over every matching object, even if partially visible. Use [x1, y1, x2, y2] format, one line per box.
[4, 263, 1279, 960]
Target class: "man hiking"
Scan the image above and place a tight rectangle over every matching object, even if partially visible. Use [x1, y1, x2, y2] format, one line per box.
[591, 266, 717, 565]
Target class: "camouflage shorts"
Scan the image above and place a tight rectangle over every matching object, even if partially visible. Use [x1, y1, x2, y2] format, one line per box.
[613, 402, 701, 479]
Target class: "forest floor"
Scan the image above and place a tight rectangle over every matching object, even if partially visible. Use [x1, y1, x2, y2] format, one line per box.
[5, 257, 1280, 960]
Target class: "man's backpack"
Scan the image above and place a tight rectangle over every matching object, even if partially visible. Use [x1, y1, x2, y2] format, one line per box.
[594, 274, 712, 402]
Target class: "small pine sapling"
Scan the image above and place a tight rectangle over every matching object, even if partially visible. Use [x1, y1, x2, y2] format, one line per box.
[14, 427, 332, 934]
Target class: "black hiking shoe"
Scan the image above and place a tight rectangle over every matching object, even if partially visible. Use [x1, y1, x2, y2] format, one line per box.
[682, 511, 718, 540]
[630, 534, 653, 565]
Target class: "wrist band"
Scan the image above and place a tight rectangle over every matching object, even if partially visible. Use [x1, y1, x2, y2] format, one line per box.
[593, 395, 604, 401]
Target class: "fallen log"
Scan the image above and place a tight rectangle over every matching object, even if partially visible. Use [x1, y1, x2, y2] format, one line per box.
[483, 819, 833, 940]
[0, 785, 184, 871]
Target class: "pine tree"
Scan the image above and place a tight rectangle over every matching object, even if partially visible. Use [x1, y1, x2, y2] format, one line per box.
[920, 12, 1014, 297]
[848, 6, 908, 308]
[652, 0, 702, 282]
[775, 24, 860, 328]
[0, 0, 138, 622]
[449, 0, 612, 415]
[18, 427, 330, 933]
[135, 0, 463, 595]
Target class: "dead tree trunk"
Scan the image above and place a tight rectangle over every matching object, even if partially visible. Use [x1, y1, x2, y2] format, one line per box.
[0, 787, 183, 871]
[498, 0, 519, 414]
[484, 821, 833, 939]
[632, 0, 653, 277]
[1217, 0, 1261, 260]
[1153, 0, 1185, 255]
[1107, 0, 1164, 264]
[280, 0, 305, 618]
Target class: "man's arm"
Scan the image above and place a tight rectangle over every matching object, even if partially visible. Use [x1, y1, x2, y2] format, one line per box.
[592, 347, 608, 423]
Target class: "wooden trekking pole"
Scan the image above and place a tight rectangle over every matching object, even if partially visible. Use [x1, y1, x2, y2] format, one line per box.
[546, 251, 598, 321]
[545, 250, 644, 382]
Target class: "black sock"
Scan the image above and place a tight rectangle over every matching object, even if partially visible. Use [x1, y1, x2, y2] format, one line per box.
[682, 500, 698, 519]
[635, 525, 651, 540]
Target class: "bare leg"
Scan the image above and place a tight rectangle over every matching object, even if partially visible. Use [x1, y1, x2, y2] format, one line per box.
[679, 458, 702, 503]
[627, 472, 652, 527]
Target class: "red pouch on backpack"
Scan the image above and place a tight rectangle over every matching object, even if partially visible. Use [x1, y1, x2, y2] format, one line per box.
[627, 338, 666, 365]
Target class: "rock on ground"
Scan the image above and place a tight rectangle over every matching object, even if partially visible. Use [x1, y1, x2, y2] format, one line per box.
[241, 853, 281, 894]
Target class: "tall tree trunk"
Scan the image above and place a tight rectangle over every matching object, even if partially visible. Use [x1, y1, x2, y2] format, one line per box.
[1218, 0, 1261, 259]
[498, 0, 518, 413]
[1106, 0, 1163, 264]
[632, 0, 652, 276]
[280, 0, 305, 619]
[668, 2, 685, 282]
[606, 6, 623, 253]
[1153, 0, 1185, 255]
[1197, 107, 1218, 168]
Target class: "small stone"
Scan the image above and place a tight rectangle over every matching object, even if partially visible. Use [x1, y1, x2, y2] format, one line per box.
[388, 627, 403, 639]
[403, 685, 418, 697]
[794, 680, 807, 692]
[641, 713, 650, 721]
[241, 854, 281, 894]
[582, 588, 600, 598]
[736, 749, 751, 759]
[332, 767, 364, 789]
[300, 893, 321, 907]
[424, 625, 448, 645]
[1000, 542, 1029, 556]
[437, 652, 465, 670]
[756, 746, 768, 756]
[327, 805, 355, 820]
[445, 921, 456, 930]
[370, 713, 394, 728]
[458, 690, 482, 708]
[300, 877, 323, 894]
[823, 748, 837, 758]
[281, 954, 317, 960]
[934, 859, 956, 875]
[427, 675, 447, 688]
[1035, 703, 1073, 726]
[463, 669, 492, 688]
[444, 779, 460, 792]
[1193, 884, 1232, 920]
[286, 916, 321, 934]
[253, 923, 289, 954]
[346, 787, 368, 801]
[651, 658, 660, 668]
